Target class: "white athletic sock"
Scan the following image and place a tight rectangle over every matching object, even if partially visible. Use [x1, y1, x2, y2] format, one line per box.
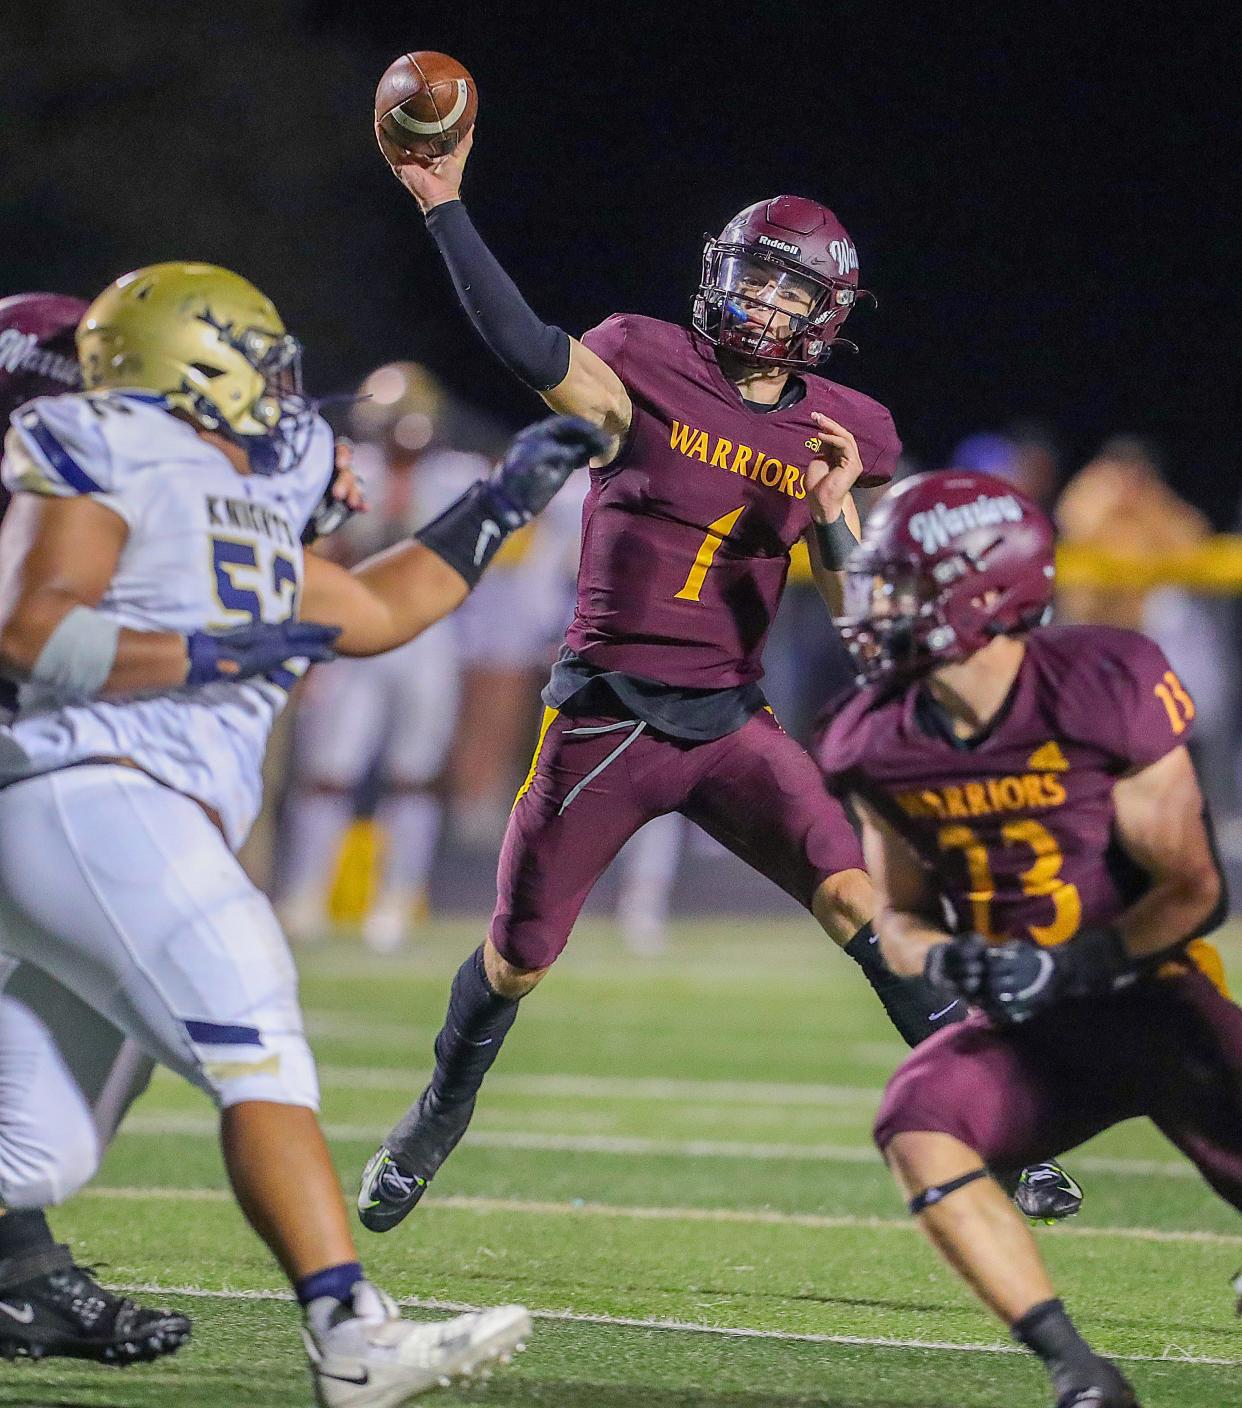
[280, 791, 353, 907]
[375, 792, 443, 900]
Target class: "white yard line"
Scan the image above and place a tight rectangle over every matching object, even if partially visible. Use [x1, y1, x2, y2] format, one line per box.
[119, 1111, 1201, 1179]
[78, 1185, 1242, 1248]
[111, 1280, 1242, 1367]
[307, 1066, 887, 1107]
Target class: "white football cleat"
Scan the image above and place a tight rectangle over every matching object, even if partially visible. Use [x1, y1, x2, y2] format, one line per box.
[303, 1282, 531, 1407]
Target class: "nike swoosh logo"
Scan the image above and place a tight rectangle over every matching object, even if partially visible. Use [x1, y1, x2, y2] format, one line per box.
[0, 1301, 35, 1324]
[320, 1368, 370, 1386]
[929, 1001, 961, 1021]
[473, 519, 501, 566]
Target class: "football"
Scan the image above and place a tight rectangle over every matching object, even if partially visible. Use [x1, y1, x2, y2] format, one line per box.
[375, 51, 478, 167]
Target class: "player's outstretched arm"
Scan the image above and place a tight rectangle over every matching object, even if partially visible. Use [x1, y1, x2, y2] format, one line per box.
[301, 415, 607, 657]
[382, 129, 632, 457]
[857, 798, 951, 976]
[1109, 745, 1225, 958]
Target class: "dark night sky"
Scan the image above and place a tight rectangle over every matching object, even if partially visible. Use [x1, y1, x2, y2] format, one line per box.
[2, 2, 1238, 515]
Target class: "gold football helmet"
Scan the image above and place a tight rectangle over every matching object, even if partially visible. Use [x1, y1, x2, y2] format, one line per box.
[350, 361, 445, 452]
[77, 262, 313, 474]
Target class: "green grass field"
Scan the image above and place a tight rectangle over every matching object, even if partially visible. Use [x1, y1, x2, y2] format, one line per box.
[5, 918, 1241, 1407]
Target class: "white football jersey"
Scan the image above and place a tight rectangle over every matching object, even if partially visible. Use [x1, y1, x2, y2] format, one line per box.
[0, 390, 333, 848]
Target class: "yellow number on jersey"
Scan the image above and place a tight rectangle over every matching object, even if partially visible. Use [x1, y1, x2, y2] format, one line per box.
[674, 507, 745, 603]
[1153, 670, 1195, 735]
[937, 818, 1082, 947]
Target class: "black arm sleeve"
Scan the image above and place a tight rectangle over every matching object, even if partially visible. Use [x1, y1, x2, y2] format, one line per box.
[425, 200, 572, 391]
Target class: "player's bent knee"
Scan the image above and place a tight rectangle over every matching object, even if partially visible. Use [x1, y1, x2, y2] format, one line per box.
[813, 868, 876, 945]
[208, 1032, 320, 1112]
[0, 1116, 100, 1209]
[483, 937, 550, 998]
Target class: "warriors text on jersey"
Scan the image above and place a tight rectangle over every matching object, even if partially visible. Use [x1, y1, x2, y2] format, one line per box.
[819, 625, 1201, 947]
[0, 390, 333, 848]
[566, 314, 900, 690]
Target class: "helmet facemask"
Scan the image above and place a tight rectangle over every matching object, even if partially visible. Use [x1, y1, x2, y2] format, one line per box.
[839, 546, 1054, 686]
[189, 312, 313, 476]
[839, 556, 961, 685]
[693, 245, 857, 367]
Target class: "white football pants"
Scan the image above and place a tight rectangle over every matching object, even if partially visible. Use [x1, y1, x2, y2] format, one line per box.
[0, 765, 318, 1208]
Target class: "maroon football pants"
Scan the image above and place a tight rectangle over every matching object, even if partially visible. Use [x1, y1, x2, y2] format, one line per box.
[490, 706, 865, 970]
[874, 965, 1242, 1212]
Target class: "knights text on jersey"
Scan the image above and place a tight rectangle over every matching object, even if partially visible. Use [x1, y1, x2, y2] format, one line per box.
[566, 314, 900, 689]
[0, 390, 333, 848]
[818, 625, 1195, 943]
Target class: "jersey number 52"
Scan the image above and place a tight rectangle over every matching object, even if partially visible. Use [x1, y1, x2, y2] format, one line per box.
[211, 537, 299, 626]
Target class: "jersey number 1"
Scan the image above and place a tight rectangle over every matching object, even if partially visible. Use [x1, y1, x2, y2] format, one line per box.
[675, 507, 745, 603]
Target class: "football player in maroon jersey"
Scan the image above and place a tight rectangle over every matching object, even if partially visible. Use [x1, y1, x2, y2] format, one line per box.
[820, 470, 1236, 1408]
[357, 131, 1076, 1230]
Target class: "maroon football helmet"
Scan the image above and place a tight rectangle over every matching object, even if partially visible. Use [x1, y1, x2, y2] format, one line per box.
[837, 470, 1056, 684]
[0, 293, 86, 423]
[692, 196, 867, 367]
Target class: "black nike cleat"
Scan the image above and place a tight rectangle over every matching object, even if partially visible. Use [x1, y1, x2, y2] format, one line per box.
[0, 1244, 191, 1364]
[1010, 1161, 1084, 1223]
[357, 1087, 475, 1234]
[1053, 1351, 1139, 1407]
[1055, 1362, 1140, 1406]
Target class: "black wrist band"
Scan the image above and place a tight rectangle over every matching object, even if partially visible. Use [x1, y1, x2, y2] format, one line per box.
[414, 481, 512, 589]
[813, 514, 859, 570]
[425, 200, 571, 391]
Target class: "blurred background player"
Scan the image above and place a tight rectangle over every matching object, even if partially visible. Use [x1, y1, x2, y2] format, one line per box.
[280, 363, 472, 950]
[0, 290, 191, 1365]
[357, 127, 1075, 1234]
[0, 262, 602, 1398]
[1055, 434, 1237, 824]
[824, 470, 1233, 1408]
[279, 362, 588, 947]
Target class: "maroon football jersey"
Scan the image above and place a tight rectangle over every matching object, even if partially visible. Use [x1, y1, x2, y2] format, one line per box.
[565, 314, 900, 689]
[820, 625, 1197, 945]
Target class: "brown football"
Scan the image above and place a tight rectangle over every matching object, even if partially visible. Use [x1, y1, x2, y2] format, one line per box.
[375, 51, 478, 167]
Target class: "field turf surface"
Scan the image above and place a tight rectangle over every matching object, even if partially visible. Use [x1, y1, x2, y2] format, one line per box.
[5, 919, 1240, 1407]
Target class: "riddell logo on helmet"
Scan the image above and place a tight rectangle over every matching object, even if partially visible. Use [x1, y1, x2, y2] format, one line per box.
[828, 239, 858, 276]
[757, 234, 801, 257]
[908, 495, 1024, 553]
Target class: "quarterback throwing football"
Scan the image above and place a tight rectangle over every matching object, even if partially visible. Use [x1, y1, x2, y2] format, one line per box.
[359, 127, 1079, 1231]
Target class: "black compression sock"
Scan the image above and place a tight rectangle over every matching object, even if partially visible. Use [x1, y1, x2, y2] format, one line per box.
[0, 1210, 54, 1264]
[1012, 1298, 1105, 1396]
[428, 945, 521, 1105]
[842, 924, 967, 1048]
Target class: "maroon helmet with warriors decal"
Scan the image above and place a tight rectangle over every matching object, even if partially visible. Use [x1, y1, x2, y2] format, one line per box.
[0, 293, 86, 422]
[692, 196, 868, 367]
[837, 470, 1056, 684]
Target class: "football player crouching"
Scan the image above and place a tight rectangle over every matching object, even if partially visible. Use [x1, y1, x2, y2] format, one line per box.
[821, 470, 1234, 1408]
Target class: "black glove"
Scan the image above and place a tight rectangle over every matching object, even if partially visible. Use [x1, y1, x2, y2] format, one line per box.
[927, 926, 1136, 1026]
[483, 415, 611, 528]
[301, 465, 360, 545]
[185, 620, 340, 686]
[416, 415, 610, 587]
[924, 934, 990, 1005]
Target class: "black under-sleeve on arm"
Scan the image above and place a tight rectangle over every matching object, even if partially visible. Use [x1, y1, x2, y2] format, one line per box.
[425, 200, 571, 391]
